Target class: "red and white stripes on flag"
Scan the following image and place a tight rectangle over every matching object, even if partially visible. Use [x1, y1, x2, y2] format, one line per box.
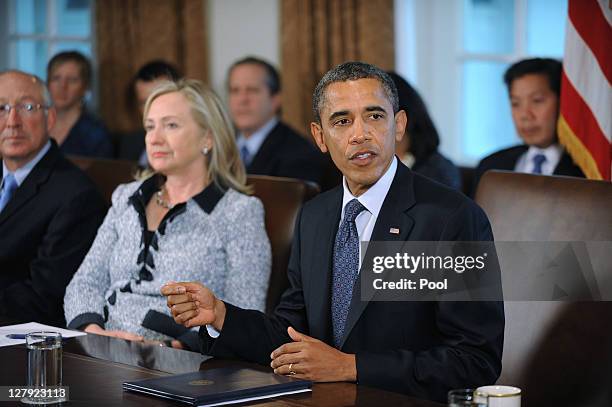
[558, 0, 612, 181]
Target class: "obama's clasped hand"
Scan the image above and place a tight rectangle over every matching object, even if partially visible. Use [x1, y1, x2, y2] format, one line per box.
[160, 281, 356, 382]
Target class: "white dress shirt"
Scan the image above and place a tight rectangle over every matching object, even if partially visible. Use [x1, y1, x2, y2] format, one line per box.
[340, 156, 397, 268]
[236, 117, 279, 161]
[207, 157, 398, 338]
[514, 143, 563, 175]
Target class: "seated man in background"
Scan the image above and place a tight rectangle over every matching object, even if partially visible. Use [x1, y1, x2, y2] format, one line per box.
[0, 70, 106, 326]
[163, 62, 504, 402]
[117, 60, 181, 166]
[228, 56, 325, 186]
[47, 51, 113, 158]
[472, 58, 584, 194]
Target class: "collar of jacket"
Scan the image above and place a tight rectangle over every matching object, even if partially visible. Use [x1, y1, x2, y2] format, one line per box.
[127, 173, 226, 233]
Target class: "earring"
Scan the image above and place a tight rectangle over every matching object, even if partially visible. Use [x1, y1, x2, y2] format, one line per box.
[202, 146, 209, 155]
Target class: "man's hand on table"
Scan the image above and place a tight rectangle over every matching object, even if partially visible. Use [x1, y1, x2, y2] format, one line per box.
[270, 327, 357, 382]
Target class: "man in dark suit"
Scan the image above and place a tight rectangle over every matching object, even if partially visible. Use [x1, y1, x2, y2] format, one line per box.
[163, 62, 504, 402]
[472, 58, 584, 195]
[0, 70, 106, 326]
[116, 60, 181, 165]
[228, 57, 326, 185]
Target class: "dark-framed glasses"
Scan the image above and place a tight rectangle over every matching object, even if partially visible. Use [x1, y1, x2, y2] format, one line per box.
[0, 103, 48, 118]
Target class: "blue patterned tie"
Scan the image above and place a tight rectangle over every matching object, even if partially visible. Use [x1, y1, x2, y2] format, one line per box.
[0, 173, 17, 213]
[331, 198, 366, 348]
[532, 154, 547, 174]
[240, 145, 252, 166]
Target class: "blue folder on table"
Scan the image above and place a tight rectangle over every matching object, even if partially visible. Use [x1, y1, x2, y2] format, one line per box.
[123, 367, 312, 406]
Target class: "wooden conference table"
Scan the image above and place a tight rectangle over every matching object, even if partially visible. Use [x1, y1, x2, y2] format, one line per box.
[0, 332, 444, 407]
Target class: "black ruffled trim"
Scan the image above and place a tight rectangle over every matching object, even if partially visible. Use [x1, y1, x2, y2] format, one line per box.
[67, 312, 105, 330]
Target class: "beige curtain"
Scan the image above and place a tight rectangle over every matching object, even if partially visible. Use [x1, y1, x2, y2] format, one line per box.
[281, 0, 395, 135]
[95, 0, 208, 134]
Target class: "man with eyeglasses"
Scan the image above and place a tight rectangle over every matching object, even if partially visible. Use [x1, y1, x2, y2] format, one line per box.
[0, 70, 106, 326]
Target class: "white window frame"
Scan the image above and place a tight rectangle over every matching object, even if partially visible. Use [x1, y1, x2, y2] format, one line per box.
[395, 0, 563, 166]
[3, 0, 97, 108]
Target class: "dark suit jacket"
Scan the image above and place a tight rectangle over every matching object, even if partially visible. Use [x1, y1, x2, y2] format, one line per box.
[0, 141, 106, 326]
[413, 151, 462, 191]
[116, 130, 146, 162]
[59, 111, 114, 159]
[200, 161, 504, 402]
[472, 144, 585, 196]
[247, 121, 326, 186]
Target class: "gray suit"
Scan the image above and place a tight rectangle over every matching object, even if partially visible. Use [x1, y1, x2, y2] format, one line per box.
[65, 175, 271, 343]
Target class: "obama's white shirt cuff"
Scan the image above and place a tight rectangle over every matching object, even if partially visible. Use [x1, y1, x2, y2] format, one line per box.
[206, 324, 221, 338]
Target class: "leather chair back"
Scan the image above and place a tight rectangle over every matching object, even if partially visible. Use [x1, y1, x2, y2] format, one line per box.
[475, 170, 612, 385]
[68, 156, 138, 205]
[247, 175, 320, 314]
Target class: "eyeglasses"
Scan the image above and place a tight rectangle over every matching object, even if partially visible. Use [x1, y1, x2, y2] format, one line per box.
[0, 103, 48, 118]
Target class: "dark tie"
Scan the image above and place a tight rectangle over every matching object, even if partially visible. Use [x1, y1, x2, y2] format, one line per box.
[240, 145, 252, 166]
[0, 173, 17, 213]
[331, 198, 366, 348]
[532, 154, 547, 174]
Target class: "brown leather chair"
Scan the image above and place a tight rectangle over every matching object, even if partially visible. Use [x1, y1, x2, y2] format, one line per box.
[247, 175, 320, 314]
[474, 170, 612, 386]
[68, 156, 138, 205]
[519, 301, 612, 407]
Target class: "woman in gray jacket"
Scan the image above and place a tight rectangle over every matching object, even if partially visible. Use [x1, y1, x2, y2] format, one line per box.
[64, 79, 271, 350]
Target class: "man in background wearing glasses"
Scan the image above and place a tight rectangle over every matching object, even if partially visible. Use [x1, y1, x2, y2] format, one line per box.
[0, 70, 105, 327]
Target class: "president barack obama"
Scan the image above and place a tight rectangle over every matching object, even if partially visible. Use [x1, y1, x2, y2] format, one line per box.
[162, 62, 504, 403]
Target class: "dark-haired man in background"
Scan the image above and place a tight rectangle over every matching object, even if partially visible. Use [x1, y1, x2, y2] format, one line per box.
[163, 62, 504, 403]
[117, 60, 181, 165]
[472, 58, 584, 194]
[227, 56, 325, 185]
[0, 70, 105, 326]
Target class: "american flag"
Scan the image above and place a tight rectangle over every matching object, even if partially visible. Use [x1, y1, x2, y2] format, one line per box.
[557, 0, 612, 181]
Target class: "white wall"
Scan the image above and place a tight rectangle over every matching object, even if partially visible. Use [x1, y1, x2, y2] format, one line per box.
[207, 0, 280, 100]
[395, 0, 462, 163]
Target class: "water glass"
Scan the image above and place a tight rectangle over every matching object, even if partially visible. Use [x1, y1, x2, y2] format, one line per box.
[448, 388, 488, 406]
[23, 331, 65, 404]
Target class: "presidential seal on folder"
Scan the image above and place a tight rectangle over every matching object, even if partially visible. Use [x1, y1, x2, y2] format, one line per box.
[123, 367, 312, 406]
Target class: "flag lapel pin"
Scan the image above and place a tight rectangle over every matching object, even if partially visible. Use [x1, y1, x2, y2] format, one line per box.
[389, 227, 400, 234]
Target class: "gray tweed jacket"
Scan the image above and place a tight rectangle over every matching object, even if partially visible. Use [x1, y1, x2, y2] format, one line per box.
[64, 175, 271, 342]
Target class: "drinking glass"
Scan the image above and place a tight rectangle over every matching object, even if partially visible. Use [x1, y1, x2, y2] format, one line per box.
[23, 332, 65, 404]
[448, 388, 488, 406]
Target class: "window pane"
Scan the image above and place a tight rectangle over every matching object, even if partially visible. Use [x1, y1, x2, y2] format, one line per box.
[462, 60, 518, 162]
[12, 0, 47, 35]
[527, 0, 568, 57]
[10, 39, 48, 79]
[463, 0, 514, 54]
[56, 0, 91, 37]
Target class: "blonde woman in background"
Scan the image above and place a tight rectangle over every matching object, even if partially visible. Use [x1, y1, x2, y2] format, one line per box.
[64, 79, 271, 350]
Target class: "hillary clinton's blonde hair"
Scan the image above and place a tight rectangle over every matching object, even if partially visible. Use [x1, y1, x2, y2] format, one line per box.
[142, 79, 250, 194]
